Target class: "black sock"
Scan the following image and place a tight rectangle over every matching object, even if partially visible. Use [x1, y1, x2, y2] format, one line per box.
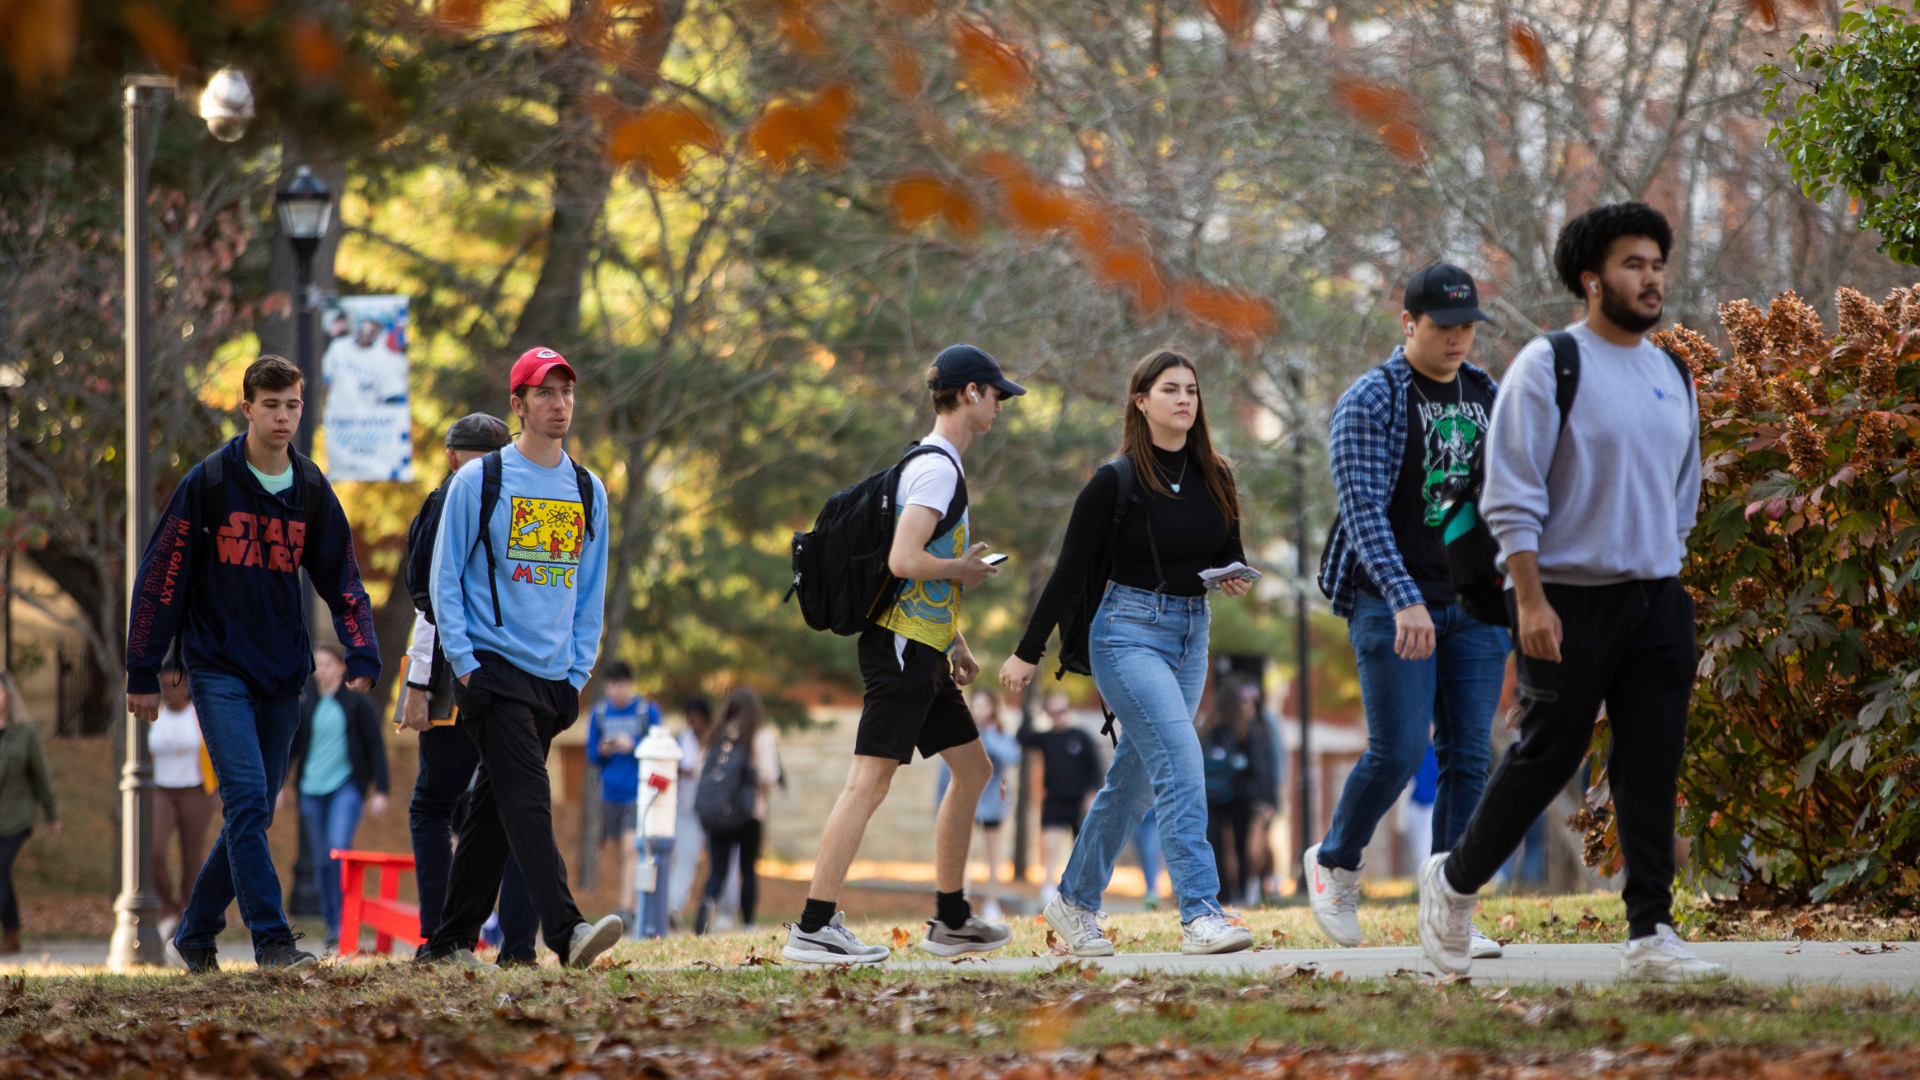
[800, 897, 837, 935]
[935, 889, 972, 930]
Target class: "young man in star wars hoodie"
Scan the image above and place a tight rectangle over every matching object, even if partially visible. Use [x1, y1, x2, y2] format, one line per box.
[125, 355, 380, 973]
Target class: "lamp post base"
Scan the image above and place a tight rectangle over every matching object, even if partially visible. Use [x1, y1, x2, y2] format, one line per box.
[107, 901, 166, 970]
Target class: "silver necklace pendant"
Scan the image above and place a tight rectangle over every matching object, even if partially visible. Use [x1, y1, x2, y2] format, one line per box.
[1171, 482, 1181, 493]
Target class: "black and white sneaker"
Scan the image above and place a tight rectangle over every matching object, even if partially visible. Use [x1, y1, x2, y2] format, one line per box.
[916, 916, 1012, 957]
[256, 941, 318, 970]
[782, 913, 890, 965]
[566, 914, 625, 968]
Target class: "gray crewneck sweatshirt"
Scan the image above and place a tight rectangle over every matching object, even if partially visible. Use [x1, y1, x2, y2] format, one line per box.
[1482, 322, 1700, 586]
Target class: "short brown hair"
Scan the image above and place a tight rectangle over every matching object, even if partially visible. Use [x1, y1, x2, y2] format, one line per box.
[313, 643, 346, 663]
[927, 365, 965, 414]
[244, 355, 303, 402]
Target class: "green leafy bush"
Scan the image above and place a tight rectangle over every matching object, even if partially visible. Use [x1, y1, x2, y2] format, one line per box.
[1645, 288, 1920, 907]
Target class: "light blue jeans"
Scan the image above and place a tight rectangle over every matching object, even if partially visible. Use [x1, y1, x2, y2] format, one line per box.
[1060, 584, 1222, 923]
[300, 782, 364, 947]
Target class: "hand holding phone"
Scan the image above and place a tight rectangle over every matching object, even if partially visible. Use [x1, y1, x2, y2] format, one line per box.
[983, 553, 1009, 566]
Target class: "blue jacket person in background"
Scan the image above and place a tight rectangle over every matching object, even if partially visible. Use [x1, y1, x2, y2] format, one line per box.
[125, 354, 380, 973]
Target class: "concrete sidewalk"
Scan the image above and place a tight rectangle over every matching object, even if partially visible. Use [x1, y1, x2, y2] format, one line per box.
[889, 940, 1920, 988]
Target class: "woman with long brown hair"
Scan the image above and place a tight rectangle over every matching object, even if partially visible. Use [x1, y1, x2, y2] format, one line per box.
[693, 685, 779, 934]
[1000, 349, 1256, 956]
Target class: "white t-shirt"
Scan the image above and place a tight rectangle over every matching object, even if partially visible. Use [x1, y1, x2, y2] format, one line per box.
[150, 704, 203, 789]
[887, 434, 967, 663]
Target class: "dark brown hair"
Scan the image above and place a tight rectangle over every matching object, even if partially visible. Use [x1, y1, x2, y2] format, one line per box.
[1120, 350, 1239, 522]
[243, 355, 303, 402]
[926, 364, 966, 415]
[718, 684, 764, 747]
[1200, 675, 1255, 741]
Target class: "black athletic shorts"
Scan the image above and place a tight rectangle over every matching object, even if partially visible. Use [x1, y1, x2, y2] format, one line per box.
[854, 625, 979, 764]
[1041, 799, 1085, 832]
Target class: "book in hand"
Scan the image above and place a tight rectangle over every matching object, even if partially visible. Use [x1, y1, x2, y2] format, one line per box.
[1200, 562, 1262, 592]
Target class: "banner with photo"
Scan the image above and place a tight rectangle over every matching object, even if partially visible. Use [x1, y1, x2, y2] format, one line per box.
[320, 294, 414, 481]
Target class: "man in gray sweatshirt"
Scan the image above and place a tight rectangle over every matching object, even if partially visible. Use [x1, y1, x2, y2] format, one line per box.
[1415, 202, 1726, 983]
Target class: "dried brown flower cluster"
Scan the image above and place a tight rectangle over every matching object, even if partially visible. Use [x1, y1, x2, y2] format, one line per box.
[1731, 577, 1769, 610]
[1766, 289, 1828, 367]
[1783, 413, 1827, 478]
[1721, 361, 1767, 415]
[1719, 298, 1769, 363]
[1861, 345, 1898, 399]
[1813, 679, 1865, 717]
[1770, 375, 1818, 415]
[1885, 286, 1916, 331]
[1856, 411, 1894, 466]
[1837, 286, 1891, 343]
[1649, 324, 1718, 378]
[1862, 627, 1914, 668]
[1889, 755, 1920, 781]
[1563, 806, 1613, 869]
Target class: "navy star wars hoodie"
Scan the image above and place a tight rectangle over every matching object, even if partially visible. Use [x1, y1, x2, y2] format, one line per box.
[124, 434, 380, 697]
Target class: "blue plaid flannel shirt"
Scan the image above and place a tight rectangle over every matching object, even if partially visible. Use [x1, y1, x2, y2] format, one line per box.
[1317, 347, 1500, 619]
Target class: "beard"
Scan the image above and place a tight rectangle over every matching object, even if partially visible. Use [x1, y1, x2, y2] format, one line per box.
[1599, 278, 1663, 334]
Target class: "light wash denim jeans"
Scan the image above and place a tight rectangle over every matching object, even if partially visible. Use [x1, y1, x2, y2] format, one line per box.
[1060, 584, 1222, 923]
[1318, 591, 1510, 871]
[299, 782, 364, 947]
[177, 670, 303, 958]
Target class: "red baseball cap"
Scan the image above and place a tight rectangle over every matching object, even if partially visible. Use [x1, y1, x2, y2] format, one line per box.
[511, 347, 577, 394]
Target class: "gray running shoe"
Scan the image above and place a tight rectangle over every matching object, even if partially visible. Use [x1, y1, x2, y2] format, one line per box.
[783, 912, 890, 964]
[916, 916, 1012, 957]
[566, 914, 625, 968]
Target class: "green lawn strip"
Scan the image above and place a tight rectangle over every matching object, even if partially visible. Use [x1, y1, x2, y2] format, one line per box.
[1, 962, 1914, 1054]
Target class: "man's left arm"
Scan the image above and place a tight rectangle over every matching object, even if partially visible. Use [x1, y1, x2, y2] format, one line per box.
[570, 476, 611, 690]
[305, 486, 381, 690]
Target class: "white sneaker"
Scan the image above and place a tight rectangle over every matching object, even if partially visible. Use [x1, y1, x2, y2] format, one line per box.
[1621, 924, 1728, 982]
[565, 914, 624, 968]
[1181, 912, 1254, 955]
[980, 897, 1003, 921]
[1302, 843, 1364, 947]
[782, 912, 890, 965]
[1416, 852, 1476, 975]
[1470, 926, 1503, 959]
[1043, 893, 1114, 957]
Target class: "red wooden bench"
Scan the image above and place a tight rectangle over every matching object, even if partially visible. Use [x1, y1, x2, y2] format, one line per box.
[332, 849, 425, 957]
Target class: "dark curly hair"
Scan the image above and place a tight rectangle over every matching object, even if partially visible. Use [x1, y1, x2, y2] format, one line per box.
[1552, 202, 1672, 300]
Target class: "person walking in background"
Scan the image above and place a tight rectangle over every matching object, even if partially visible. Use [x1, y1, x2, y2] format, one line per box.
[1130, 809, 1164, 912]
[1001, 349, 1257, 957]
[1418, 203, 1723, 982]
[1404, 744, 1439, 870]
[669, 697, 713, 925]
[398, 412, 537, 965]
[934, 689, 1023, 920]
[0, 671, 57, 956]
[283, 645, 389, 953]
[151, 657, 216, 940]
[423, 347, 622, 968]
[586, 661, 661, 931]
[1016, 691, 1101, 905]
[1198, 676, 1276, 908]
[1311, 264, 1508, 957]
[693, 686, 778, 934]
[125, 354, 380, 973]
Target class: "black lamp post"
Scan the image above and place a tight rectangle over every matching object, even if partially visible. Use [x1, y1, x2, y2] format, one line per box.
[274, 167, 332, 461]
[113, 66, 254, 971]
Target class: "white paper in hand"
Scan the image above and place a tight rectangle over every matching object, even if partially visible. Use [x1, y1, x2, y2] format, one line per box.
[1200, 562, 1262, 592]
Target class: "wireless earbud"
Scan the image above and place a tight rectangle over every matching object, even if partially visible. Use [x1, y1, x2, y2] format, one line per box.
[970, 390, 980, 403]
[1588, 281, 1598, 292]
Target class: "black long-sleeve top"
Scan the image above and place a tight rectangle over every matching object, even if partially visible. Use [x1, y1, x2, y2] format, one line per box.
[1015, 444, 1245, 663]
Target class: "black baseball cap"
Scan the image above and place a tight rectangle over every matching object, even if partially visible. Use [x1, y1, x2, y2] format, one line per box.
[445, 412, 510, 451]
[1403, 263, 1492, 327]
[931, 344, 1026, 398]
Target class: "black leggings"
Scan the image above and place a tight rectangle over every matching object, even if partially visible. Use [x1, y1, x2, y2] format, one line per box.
[1207, 798, 1256, 905]
[0, 829, 26, 931]
[696, 819, 762, 932]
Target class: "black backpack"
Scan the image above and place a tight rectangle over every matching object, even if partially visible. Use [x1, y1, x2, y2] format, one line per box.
[785, 443, 968, 636]
[695, 727, 758, 832]
[467, 450, 597, 628]
[404, 484, 449, 622]
[1438, 331, 1693, 627]
[1054, 456, 1146, 679]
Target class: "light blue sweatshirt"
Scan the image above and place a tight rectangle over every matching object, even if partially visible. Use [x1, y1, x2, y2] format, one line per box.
[429, 442, 609, 688]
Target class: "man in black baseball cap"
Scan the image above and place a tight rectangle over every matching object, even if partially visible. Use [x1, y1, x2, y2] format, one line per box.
[1402, 262, 1493, 326]
[931, 343, 1027, 398]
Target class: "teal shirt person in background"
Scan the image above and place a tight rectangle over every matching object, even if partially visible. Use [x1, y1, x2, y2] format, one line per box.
[298, 695, 352, 797]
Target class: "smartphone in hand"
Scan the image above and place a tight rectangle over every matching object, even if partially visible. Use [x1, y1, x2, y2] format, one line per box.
[982, 553, 1010, 566]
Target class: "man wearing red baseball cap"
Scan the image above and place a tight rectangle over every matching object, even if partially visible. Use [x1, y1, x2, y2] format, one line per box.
[421, 347, 623, 968]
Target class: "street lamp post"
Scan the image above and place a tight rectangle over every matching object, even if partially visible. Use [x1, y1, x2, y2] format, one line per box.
[111, 68, 253, 972]
[275, 167, 332, 461]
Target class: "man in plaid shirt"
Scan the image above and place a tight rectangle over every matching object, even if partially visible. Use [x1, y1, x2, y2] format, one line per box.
[1307, 264, 1511, 956]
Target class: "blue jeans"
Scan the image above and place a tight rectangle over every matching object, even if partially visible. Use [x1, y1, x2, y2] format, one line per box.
[177, 670, 303, 958]
[1133, 808, 1163, 899]
[637, 836, 673, 939]
[1320, 593, 1509, 871]
[1061, 584, 1221, 923]
[300, 782, 365, 946]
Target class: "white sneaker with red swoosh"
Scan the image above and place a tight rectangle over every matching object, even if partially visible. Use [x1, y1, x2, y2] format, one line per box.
[1303, 843, 1364, 947]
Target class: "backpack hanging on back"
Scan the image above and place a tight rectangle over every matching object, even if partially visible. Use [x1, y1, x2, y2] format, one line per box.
[466, 449, 598, 628]
[404, 484, 450, 622]
[785, 443, 969, 636]
[695, 730, 758, 833]
[1438, 330, 1693, 628]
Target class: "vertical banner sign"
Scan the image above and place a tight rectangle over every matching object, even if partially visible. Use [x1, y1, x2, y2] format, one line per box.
[319, 294, 415, 481]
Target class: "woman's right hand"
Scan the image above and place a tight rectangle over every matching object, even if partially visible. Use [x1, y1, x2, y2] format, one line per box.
[999, 655, 1036, 693]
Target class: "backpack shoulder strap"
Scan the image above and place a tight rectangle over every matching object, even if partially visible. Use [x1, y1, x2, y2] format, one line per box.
[1546, 330, 1580, 430]
[1103, 455, 1163, 591]
[571, 461, 597, 542]
[199, 449, 228, 544]
[293, 452, 329, 556]
[1658, 347, 1695, 399]
[472, 451, 505, 628]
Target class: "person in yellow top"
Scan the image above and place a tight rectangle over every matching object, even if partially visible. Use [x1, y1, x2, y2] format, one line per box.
[784, 345, 1024, 965]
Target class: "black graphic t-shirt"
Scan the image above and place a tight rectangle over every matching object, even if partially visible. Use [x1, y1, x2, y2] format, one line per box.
[1358, 368, 1494, 607]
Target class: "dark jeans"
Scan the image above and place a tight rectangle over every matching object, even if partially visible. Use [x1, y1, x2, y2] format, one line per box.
[426, 652, 584, 959]
[1444, 578, 1694, 939]
[1207, 797, 1256, 905]
[178, 670, 302, 958]
[409, 723, 535, 961]
[0, 829, 28, 931]
[697, 819, 762, 932]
